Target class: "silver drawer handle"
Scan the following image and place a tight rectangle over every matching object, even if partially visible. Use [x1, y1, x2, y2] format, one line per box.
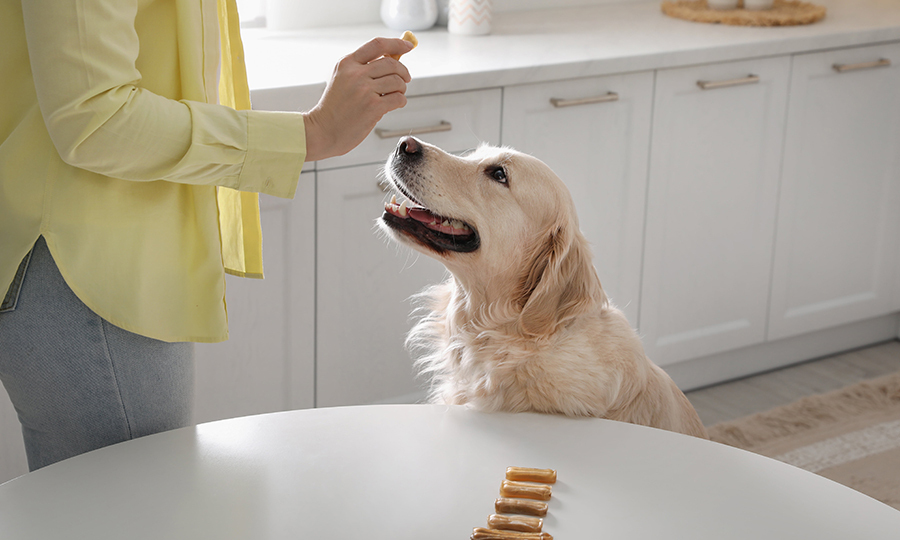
[375, 120, 452, 139]
[697, 74, 760, 90]
[550, 92, 619, 108]
[833, 58, 891, 73]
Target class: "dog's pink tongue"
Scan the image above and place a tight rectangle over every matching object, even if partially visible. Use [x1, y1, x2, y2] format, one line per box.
[408, 208, 470, 236]
[408, 208, 436, 223]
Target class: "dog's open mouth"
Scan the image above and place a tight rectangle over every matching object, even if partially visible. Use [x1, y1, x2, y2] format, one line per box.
[382, 194, 480, 253]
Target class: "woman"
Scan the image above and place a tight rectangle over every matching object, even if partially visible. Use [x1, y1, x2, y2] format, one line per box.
[0, 0, 414, 471]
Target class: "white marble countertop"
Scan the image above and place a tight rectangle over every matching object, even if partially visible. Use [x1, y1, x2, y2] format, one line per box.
[243, 0, 900, 108]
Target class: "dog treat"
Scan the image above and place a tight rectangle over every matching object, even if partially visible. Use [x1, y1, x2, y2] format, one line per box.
[505, 467, 557, 484]
[494, 497, 549, 517]
[471, 528, 553, 540]
[389, 30, 418, 60]
[488, 514, 543, 533]
[499, 480, 552, 501]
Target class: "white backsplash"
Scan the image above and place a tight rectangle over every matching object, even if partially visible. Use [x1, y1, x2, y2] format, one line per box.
[254, 0, 641, 30]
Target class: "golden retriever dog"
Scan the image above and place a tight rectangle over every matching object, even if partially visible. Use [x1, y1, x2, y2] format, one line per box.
[379, 136, 708, 439]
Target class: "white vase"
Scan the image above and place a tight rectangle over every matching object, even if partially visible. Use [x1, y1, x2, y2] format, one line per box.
[381, 0, 439, 31]
[449, 0, 492, 36]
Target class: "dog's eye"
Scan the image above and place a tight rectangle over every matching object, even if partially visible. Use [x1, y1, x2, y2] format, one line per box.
[487, 166, 508, 184]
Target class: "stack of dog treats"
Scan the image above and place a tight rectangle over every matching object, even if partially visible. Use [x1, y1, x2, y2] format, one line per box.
[470, 467, 556, 540]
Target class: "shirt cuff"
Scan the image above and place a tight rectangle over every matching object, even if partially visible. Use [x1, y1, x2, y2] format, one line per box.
[239, 110, 306, 199]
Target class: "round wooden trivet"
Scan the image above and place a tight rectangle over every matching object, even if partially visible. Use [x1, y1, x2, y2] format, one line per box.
[661, 0, 826, 26]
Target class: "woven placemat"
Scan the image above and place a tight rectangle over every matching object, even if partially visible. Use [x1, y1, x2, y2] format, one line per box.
[661, 0, 826, 26]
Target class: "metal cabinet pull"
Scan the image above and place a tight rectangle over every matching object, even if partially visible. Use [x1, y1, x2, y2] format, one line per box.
[550, 92, 619, 108]
[832, 58, 891, 73]
[696, 74, 760, 90]
[375, 120, 452, 139]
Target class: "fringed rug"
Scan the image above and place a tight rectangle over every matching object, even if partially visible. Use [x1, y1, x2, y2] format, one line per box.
[708, 370, 900, 510]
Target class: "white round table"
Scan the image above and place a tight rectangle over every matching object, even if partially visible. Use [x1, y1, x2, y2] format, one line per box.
[0, 404, 898, 539]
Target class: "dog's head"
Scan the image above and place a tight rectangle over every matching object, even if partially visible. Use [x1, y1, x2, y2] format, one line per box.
[379, 137, 604, 337]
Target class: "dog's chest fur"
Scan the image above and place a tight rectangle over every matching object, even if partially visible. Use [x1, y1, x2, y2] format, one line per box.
[409, 280, 652, 419]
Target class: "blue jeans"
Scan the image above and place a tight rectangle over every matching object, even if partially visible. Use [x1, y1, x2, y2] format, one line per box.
[0, 237, 194, 471]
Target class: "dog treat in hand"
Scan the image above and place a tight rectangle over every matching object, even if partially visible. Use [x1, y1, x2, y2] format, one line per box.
[505, 467, 557, 484]
[389, 30, 418, 60]
[471, 528, 553, 540]
[499, 480, 552, 501]
[488, 514, 543, 533]
[494, 497, 549, 517]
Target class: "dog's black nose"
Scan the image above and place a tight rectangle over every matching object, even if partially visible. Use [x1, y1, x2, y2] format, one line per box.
[398, 136, 422, 157]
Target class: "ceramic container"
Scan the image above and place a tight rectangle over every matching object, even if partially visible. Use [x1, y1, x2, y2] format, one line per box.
[381, 0, 439, 31]
[448, 0, 492, 35]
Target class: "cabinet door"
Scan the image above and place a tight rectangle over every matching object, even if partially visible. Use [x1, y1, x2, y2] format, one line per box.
[502, 72, 653, 326]
[641, 57, 791, 366]
[316, 165, 446, 407]
[768, 44, 900, 340]
[194, 172, 316, 423]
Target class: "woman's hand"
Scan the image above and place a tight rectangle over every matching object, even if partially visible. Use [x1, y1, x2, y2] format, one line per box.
[303, 37, 415, 162]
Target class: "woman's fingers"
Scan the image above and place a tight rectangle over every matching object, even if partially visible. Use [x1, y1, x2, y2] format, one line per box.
[302, 36, 416, 162]
[365, 56, 412, 84]
[370, 73, 408, 97]
[351, 37, 415, 65]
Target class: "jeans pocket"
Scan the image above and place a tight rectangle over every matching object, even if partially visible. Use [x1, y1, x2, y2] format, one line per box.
[1, 249, 33, 314]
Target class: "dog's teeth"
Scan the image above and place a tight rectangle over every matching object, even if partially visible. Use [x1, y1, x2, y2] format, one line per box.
[451, 220, 468, 231]
[442, 220, 450, 227]
[391, 194, 398, 205]
[399, 200, 408, 217]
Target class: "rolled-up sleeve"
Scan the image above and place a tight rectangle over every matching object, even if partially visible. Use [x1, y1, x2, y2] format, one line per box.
[20, 0, 305, 198]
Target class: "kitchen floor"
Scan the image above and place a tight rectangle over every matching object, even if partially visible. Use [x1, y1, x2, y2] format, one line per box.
[685, 339, 900, 427]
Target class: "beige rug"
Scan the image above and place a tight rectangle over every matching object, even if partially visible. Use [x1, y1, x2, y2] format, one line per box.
[708, 371, 900, 510]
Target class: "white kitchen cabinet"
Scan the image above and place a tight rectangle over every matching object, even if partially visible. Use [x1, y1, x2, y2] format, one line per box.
[194, 173, 316, 423]
[315, 89, 502, 407]
[767, 43, 900, 341]
[640, 56, 791, 366]
[501, 72, 653, 327]
[315, 164, 447, 407]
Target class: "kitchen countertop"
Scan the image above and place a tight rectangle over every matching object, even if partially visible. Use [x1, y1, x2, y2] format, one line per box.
[243, 0, 900, 109]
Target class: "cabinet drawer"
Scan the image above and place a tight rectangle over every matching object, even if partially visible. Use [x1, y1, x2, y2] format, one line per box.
[318, 88, 502, 170]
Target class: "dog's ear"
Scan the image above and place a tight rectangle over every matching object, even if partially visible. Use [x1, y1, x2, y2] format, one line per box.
[516, 223, 605, 338]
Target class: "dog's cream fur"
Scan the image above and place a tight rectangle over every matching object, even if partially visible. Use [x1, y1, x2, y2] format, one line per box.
[380, 139, 708, 439]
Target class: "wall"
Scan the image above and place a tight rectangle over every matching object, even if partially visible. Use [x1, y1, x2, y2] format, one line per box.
[253, 0, 641, 30]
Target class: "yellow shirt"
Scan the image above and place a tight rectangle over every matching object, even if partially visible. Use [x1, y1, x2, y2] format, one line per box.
[0, 0, 307, 342]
